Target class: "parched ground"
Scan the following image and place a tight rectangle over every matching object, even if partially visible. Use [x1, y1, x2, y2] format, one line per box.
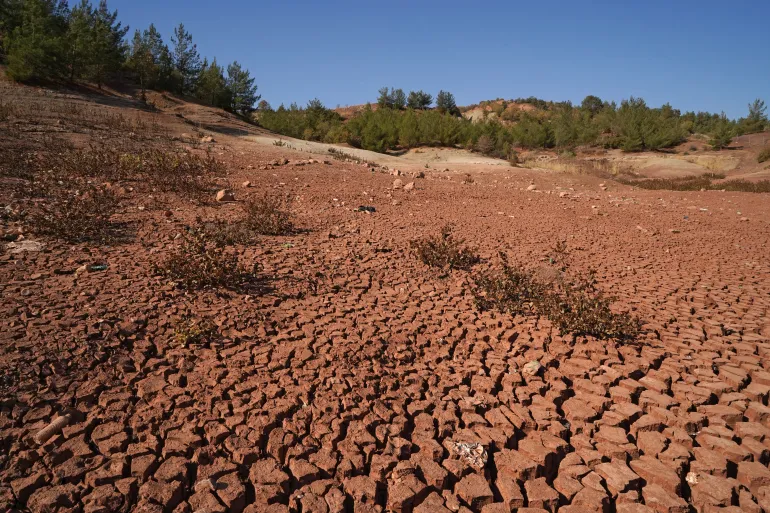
[2, 82, 770, 513]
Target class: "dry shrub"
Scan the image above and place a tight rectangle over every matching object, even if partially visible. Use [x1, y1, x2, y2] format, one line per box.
[31, 181, 119, 242]
[473, 253, 640, 341]
[462, 174, 474, 184]
[410, 225, 480, 271]
[243, 194, 294, 235]
[472, 253, 544, 315]
[617, 173, 770, 193]
[759, 147, 770, 164]
[0, 100, 16, 122]
[58, 145, 220, 200]
[156, 224, 258, 290]
[539, 274, 641, 340]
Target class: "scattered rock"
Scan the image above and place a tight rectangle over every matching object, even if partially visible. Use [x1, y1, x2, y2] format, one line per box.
[216, 189, 235, 202]
[523, 361, 543, 376]
[393, 179, 404, 189]
[404, 182, 415, 191]
[5, 240, 44, 253]
[449, 441, 488, 470]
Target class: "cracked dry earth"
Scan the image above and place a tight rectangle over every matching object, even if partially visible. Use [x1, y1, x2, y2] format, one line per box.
[3, 145, 770, 513]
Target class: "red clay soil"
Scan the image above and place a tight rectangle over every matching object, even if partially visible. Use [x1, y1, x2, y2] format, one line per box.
[2, 84, 770, 513]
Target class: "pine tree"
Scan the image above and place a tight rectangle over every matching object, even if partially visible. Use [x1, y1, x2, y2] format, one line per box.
[196, 57, 227, 107]
[436, 90, 459, 116]
[144, 24, 174, 90]
[89, 1, 127, 88]
[225, 61, 259, 114]
[128, 29, 155, 100]
[407, 90, 432, 110]
[709, 113, 734, 150]
[66, 0, 94, 81]
[171, 23, 201, 95]
[1, 0, 25, 62]
[377, 87, 392, 109]
[391, 88, 406, 110]
[4, 0, 70, 81]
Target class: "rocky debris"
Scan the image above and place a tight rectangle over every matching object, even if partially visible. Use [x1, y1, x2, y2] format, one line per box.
[448, 441, 488, 470]
[215, 189, 235, 202]
[5, 240, 44, 253]
[404, 182, 415, 191]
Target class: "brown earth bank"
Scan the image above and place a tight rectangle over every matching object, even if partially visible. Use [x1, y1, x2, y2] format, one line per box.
[2, 81, 770, 513]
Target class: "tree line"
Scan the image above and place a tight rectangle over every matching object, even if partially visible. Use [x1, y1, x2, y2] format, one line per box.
[258, 90, 768, 157]
[0, 0, 260, 114]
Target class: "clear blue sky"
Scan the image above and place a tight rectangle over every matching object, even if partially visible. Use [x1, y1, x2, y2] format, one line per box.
[94, 0, 767, 119]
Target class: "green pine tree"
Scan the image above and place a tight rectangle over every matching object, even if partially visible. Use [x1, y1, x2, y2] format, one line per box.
[128, 29, 155, 100]
[88, 0, 127, 88]
[4, 0, 70, 81]
[225, 61, 260, 114]
[171, 23, 201, 95]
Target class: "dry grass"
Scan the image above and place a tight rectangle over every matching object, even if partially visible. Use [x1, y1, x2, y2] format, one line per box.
[617, 173, 770, 193]
[759, 146, 770, 164]
[411, 225, 480, 272]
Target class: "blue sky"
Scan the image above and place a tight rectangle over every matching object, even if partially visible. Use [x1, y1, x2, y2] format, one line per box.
[96, 0, 767, 119]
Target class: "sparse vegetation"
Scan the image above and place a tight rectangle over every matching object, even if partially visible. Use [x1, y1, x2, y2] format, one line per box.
[156, 223, 258, 290]
[243, 193, 295, 236]
[472, 254, 545, 316]
[758, 146, 770, 164]
[31, 180, 119, 242]
[617, 173, 770, 193]
[410, 225, 480, 272]
[174, 316, 219, 347]
[539, 273, 641, 340]
[472, 253, 640, 341]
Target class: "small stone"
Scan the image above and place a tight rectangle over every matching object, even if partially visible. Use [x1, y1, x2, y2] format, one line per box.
[523, 361, 543, 377]
[404, 182, 415, 191]
[216, 189, 235, 202]
[527, 184, 537, 191]
[242, 181, 252, 188]
[393, 179, 404, 189]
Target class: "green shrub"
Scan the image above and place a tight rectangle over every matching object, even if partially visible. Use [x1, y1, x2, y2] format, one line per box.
[758, 146, 770, 163]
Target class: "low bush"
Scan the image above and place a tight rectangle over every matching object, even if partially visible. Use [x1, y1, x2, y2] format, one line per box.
[156, 224, 258, 290]
[410, 225, 480, 271]
[617, 173, 770, 193]
[759, 146, 770, 163]
[31, 181, 119, 242]
[174, 316, 219, 347]
[472, 254, 545, 316]
[243, 194, 294, 235]
[539, 274, 641, 340]
[472, 254, 640, 341]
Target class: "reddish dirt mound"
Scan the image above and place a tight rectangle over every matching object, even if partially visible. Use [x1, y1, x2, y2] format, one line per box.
[2, 82, 770, 513]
